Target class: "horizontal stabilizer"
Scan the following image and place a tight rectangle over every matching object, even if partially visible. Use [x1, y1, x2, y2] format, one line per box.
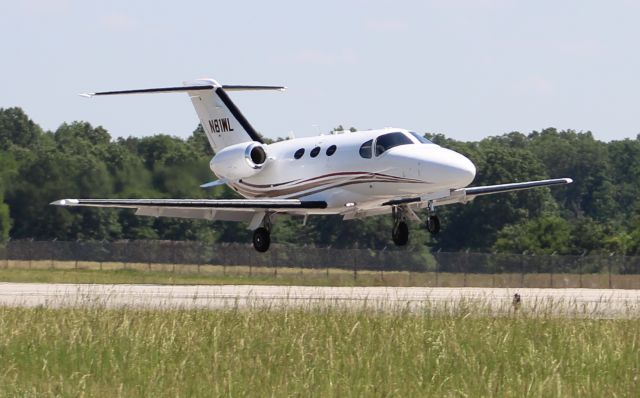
[80, 84, 286, 98]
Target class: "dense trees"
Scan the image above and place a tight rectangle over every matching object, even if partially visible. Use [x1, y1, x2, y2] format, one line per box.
[0, 107, 636, 254]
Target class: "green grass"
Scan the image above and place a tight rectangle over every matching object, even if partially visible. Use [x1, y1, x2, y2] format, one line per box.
[3, 260, 640, 288]
[0, 305, 637, 397]
[0, 266, 389, 287]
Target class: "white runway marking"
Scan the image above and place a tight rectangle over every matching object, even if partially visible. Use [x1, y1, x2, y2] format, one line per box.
[0, 283, 638, 318]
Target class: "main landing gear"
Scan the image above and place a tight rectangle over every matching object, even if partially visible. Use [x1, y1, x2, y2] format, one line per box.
[391, 203, 441, 247]
[252, 227, 271, 252]
[252, 214, 272, 252]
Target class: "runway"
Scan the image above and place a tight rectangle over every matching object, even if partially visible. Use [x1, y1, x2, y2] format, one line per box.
[0, 283, 639, 317]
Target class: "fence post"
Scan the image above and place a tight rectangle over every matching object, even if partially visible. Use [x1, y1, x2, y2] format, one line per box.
[4, 240, 9, 269]
[272, 249, 277, 278]
[463, 249, 469, 288]
[28, 239, 33, 269]
[325, 247, 330, 280]
[3, 241, 8, 269]
[50, 239, 55, 269]
[491, 252, 496, 288]
[353, 249, 358, 281]
[549, 252, 556, 288]
[379, 247, 386, 282]
[520, 251, 527, 288]
[608, 252, 614, 289]
[222, 246, 227, 276]
[578, 252, 584, 288]
[435, 249, 440, 287]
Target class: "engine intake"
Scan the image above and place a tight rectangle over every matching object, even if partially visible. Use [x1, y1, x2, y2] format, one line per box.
[210, 142, 268, 180]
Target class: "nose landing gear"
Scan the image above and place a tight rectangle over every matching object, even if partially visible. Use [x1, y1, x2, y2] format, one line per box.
[426, 215, 440, 234]
[426, 201, 440, 235]
[390, 202, 440, 246]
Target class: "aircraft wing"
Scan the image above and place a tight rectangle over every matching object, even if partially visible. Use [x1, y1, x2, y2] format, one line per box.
[381, 178, 573, 207]
[51, 198, 327, 223]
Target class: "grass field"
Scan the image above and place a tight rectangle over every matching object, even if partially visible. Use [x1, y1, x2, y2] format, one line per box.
[2, 259, 640, 288]
[0, 305, 637, 396]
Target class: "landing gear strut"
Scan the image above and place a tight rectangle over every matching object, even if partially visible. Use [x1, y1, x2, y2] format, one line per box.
[391, 206, 409, 246]
[252, 214, 272, 252]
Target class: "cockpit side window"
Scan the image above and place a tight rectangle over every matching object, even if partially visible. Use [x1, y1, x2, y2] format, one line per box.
[359, 139, 373, 158]
[375, 132, 413, 156]
[409, 131, 434, 144]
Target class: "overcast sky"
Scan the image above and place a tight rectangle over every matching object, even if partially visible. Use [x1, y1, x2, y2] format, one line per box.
[1, 0, 639, 142]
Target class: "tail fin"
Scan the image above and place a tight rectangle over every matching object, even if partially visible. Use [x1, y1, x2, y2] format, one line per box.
[82, 79, 285, 152]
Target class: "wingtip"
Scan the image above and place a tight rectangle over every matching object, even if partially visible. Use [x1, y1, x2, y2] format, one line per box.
[50, 199, 79, 206]
[78, 93, 94, 98]
[564, 178, 574, 184]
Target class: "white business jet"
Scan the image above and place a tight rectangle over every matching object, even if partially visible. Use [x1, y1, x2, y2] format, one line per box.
[52, 79, 572, 252]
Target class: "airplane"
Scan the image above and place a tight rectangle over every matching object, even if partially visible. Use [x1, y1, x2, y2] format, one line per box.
[51, 78, 573, 252]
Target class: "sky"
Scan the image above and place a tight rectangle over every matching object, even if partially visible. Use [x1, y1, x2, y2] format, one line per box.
[1, 0, 639, 142]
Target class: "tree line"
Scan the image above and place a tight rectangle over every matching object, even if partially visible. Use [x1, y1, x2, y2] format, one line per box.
[1, 107, 638, 254]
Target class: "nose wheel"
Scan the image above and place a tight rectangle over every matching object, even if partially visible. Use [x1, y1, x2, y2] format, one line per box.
[426, 215, 440, 234]
[425, 201, 440, 235]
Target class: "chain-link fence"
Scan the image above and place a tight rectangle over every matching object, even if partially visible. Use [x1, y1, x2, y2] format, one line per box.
[1, 240, 639, 289]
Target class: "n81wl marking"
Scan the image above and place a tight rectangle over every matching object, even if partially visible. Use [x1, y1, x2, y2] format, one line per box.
[208, 118, 234, 133]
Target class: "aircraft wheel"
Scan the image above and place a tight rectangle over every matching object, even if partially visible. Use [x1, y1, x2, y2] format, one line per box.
[426, 215, 440, 234]
[253, 227, 271, 252]
[392, 221, 409, 246]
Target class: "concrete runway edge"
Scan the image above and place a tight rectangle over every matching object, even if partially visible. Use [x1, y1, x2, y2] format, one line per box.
[0, 283, 639, 318]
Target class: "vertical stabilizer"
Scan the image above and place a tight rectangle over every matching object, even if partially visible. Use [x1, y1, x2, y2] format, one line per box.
[185, 79, 264, 152]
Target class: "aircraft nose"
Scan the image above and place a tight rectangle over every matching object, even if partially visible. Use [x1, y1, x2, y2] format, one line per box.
[450, 152, 476, 187]
[425, 148, 476, 188]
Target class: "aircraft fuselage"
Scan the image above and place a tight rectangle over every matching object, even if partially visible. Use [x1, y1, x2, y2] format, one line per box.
[224, 128, 476, 212]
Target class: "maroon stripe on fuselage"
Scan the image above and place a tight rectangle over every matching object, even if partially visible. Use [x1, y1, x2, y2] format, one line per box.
[231, 175, 431, 199]
[236, 171, 426, 193]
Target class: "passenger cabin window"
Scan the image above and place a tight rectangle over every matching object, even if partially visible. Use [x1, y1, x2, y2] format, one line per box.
[310, 146, 321, 157]
[326, 145, 337, 156]
[359, 139, 373, 158]
[409, 131, 433, 144]
[294, 148, 305, 159]
[375, 132, 413, 156]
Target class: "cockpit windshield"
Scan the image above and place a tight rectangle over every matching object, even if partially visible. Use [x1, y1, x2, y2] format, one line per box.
[409, 131, 433, 144]
[375, 132, 414, 156]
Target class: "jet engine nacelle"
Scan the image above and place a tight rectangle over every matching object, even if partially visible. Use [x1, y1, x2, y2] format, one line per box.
[209, 141, 268, 180]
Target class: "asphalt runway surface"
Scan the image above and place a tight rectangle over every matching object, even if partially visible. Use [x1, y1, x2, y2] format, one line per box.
[0, 283, 639, 318]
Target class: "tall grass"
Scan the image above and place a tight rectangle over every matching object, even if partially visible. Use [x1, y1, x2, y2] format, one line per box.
[0, 306, 638, 397]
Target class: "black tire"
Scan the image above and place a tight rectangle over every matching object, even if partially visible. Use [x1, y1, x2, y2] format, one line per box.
[392, 221, 409, 246]
[252, 227, 271, 252]
[426, 215, 440, 234]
